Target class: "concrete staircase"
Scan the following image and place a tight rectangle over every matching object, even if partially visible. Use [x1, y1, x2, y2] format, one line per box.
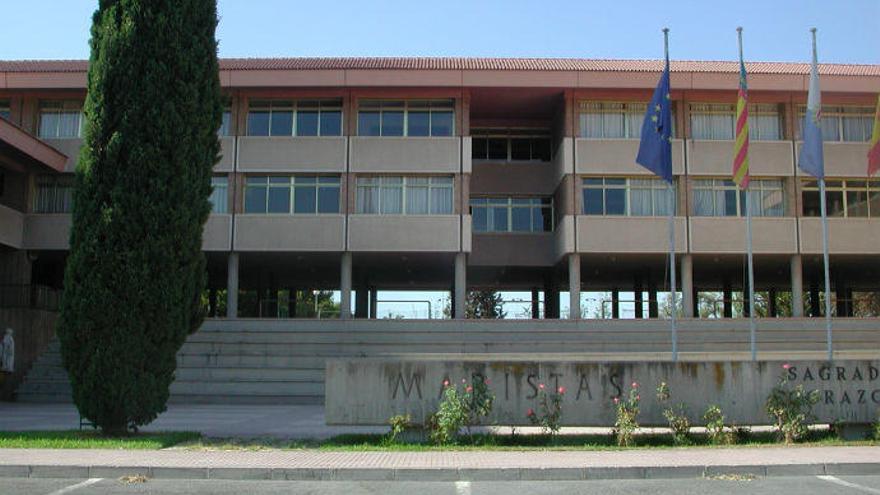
[15, 339, 71, 402]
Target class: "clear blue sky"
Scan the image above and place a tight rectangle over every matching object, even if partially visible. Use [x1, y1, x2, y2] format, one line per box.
[2, 0, 878, 63]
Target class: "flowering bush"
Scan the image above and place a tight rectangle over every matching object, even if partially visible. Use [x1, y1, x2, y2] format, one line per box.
[612, 381, 641, 446]
[385, 413, 412, 445]
[703, 404, 734, 445]
[765, 363, 820, 444]
[656, 381, 691, 445]
[526, 383, 566, 435]
[429, 377, 495, 445]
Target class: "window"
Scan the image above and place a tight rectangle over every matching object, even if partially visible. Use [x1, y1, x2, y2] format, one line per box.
[244, 175, 341, 214]
[0, 101, 9, 121]
[690, 103, 782, 141]
[798, 105, 874, 142]
[357, 100, 454, 137]
[692, 178, 784, 217]
[219, 109, 232, 136]
[471, 129, 552, 162]
[247, 100, 342, 136]
[802, 179, 880, 218]
[33, 175, 74, 213]
[579, 102, 647, 139]
[582, 177, 676, 216]
[470, 197, 553, 233]
[209, 176, 228, 213]
[38, 101, 83, 138]
[356, 176, 453, 214]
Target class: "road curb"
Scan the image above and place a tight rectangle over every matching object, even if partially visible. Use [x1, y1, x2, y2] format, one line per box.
[0, 462, 878, 481]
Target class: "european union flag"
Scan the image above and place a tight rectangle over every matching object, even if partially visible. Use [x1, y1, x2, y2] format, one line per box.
[636, 58, 673, 183]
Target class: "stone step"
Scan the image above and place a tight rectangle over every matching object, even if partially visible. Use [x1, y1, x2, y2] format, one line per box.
[14, 392, 71, 403]
[174, 367, 324, 382]
[176, 354, 326, 369]
[169, 380, 323, 396]
[168, 394, 322, 405]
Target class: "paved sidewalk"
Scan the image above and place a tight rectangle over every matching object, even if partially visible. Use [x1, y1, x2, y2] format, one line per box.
[0, 446, 878, 481]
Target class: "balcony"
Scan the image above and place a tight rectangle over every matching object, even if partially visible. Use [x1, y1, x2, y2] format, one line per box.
[215, 137, 235, 172]
[234, 214, 345, 252]
[0, 204, 24, 248]
[23, 214, 71, 250]
[689, 217, 797, 254]
[202, 214, 232, 251]
[575, 138, 685, 175]
[42, 138, 83, 172]
[347, 215, 461, 252]
[349, 137, 460, 173]
[577, 216, 687, 253]
[688, 140, 793, 176]
[795, 141, 872, 177]
[799, 218, 880, 254]
[238, 136, 346, 172]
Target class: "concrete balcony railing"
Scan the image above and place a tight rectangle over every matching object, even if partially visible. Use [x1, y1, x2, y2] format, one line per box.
[215, 137, 235, 172]
[577, 216, 687, 253]
[0, 204, 24, 249]
[555, 215, 575, 258]
[799, 217, 880, 254]
[469, 232, 557, 266]
[689, 216, 798, 254]
[795, 141, 872, 177]
[575, 138, 685, 175]
[688, 140, 794, 176]
[42, 138, 83, 172]
[349, 137, 460, 173]
[202, 214, 232, 251]
[348, 215, 461, 252]
[234, 214, 345, 252]
[22, 214, 71, 250]
[238, 136, 346, 173]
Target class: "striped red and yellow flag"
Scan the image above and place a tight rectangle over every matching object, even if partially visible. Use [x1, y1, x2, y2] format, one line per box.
[869, 93, 880, 177]
[732, 59, 750, 188]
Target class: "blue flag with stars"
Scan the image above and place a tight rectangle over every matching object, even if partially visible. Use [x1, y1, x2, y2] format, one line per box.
[636, 57, 673, 183]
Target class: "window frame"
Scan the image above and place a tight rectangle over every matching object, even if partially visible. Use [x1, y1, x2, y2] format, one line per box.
[246, 99, 343, 137]
[356, 99, 455, 137]
[209, 176, 228, 214]
[689, 102, 782, 141]
[38, 100, 84, 139]
[469, 196, 554, 233]
[33, 174, 75, 213]
[243, 175, 341, 215]
[355, 175, 454, 215]
[796, 104, 875, 142]
[471, 128, 553, 162]
[801, 179, 880, 218]
[581, 177, 677, 216]
[0, 100, 10, 121]
[691, 178, 785, 217]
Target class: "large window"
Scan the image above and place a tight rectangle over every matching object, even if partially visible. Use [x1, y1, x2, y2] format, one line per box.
[247, 100, 342, 137]
[33, 175, 74, 213]
[357, 100, 454, 137]
[692, 178, 784, 217]
[356, 176, 453, 214]
[38, 101, 83, 138]
[689, 103, 782, 141]
[798, 105, 874, 142]
[219, 109, 232, 136]
[244, 175, 340, 214]
[470, 197, 553, 233]
[582, 177, 676, 216]
[0, 101, 9, 121]
[802, 179, 880, 218]
[209, 176, 228, 213]
[471, 129, 552, 162]
[579, 102, 647, 139]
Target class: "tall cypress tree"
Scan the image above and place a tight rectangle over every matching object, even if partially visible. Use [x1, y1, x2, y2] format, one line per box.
[58, 0, 222, 433]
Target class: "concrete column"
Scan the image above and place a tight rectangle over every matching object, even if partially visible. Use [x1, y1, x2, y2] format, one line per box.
[226, 252, 239, 319]
[768, 288, 778, 317]
[681, 254, 694, 318]
[568, 254, 581, 320]
[454, 252, 467, 319]
[723, 282, 733, 318]
[648, 285, 659, 318]
[611, 289, 620, 319]
[355, 286, 368, 318]
[340, 252, 352, 319]
[809, 284, 821, 317]
[790, 255, 804, 317]
[288, 288, 298, 318]
[531, 289, 540, 319]
[369, 287, 378, 319]
[634, 279, 643, 319]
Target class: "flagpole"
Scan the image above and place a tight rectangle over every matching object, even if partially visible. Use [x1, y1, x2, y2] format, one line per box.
[738, 27, 757, 361]
[663, 27, 678, 362]
[808, 28, 833, 361]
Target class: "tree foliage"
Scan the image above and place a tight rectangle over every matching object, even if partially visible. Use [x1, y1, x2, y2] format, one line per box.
[58, 0, 222, 433]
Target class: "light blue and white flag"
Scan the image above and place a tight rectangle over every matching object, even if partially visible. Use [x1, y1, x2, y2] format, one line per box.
[799, 32, 824, 179]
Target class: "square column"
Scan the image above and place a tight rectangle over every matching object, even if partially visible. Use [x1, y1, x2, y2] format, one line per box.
[789, 255, 803, 316]
[369, 287, 378, 319]
[340, 252, 352, 319]
[568, 254, 581, 320]
[454, 252, 467, 319]
[681, 254, 694, 318]
[531, 288, 540, 319]
[226, 252, 239, 319]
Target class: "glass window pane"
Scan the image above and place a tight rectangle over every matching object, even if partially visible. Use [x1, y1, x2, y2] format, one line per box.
[487, 138, 507, 160]
[270, 110, 293, 136]
[430, 185, 453, 214]
[827, 190, 845, 217]
[511, 206, 531, 231]
[605, 188, 626, 215]
[431, 111, 454, 136]
[244, 186, 267, 213]
[39, 113, 59, 138]
[510, 139, 531, 160]
[491, 206, 508, 232]
[532, 139, 551, 161]
[802, 190, 821, 217]
[584, 189, 604, 215]
[317, 186, 340, 213]
[472, 138, 488, 159]
[723, 189, 738, 216]
[407, 111, 430, 137]
[846, 190, 868, 217]
[472, 206, 488, 232]
[247, 111, 270, 136]
[294, 185, 317, 213]
[357, 185, 379, 213]
[407, 186, 429, 214]
[296, 110, 319, 136]
[319, 110, 342, 136]
[381, 185, 403, 213]
[267, 186, 290, 213]
[535, 207, 553, 231]
[358, 111, 381, 136]
[382, 111, 404, 136]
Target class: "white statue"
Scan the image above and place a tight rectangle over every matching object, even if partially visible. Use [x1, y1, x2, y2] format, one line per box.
[0, 328, 13, 373]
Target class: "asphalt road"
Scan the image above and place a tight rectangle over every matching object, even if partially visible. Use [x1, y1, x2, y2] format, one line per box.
[3, 475, 880, 494]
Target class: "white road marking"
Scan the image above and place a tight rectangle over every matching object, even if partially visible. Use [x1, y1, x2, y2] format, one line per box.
[46, 478, 103, 495]
[455, 480, 472, 495]
[817, 475, 880, 494]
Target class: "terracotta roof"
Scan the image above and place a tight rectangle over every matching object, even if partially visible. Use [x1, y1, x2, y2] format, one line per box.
[0, 57, 878, 76]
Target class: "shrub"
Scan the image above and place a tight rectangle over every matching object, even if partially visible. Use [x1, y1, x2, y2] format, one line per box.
[612, 381, 641, 447]
[385, 414, 412, 445]
[873, 414, 880, 441]
[526, 383, 566, 435]
[656, 381, 691, 445]
[430, 377, 495, 445]
[765, 363, 820, 444]
[703, 404, 734, 445]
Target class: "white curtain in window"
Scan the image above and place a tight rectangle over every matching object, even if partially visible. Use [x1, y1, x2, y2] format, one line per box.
[654, 186, 673, 216]
[57, 112, 80, 138]
[691, 113, 734, 140]
[601, 112, 624, 138]
[381, 180, 403, 214]
[581, 113, 604, 138]
[749, 114, 780, 140]
[819, 117, 840, 141]
[629, 180, 653, 215]
[693, 182, 715, 216]
[431, 186, 453, 214]
[39, 114, 58, 138]
[406, 181, 429, 214]
[625, 111, 643, 138]
[842, 116, 870, 142]
[356, 180, 379, 214]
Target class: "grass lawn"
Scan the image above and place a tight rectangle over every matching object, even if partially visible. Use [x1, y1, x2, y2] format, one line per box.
[0, 430, 201, 449]
[182, 429, 880, 452]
